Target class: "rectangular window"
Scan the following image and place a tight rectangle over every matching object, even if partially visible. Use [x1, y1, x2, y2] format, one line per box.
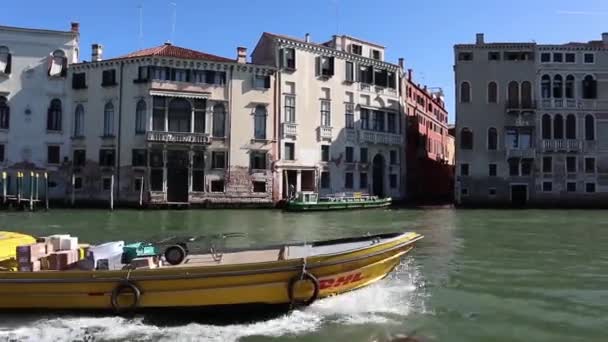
[553, 53, 563, 63]
[360, 148, 368, 163]
[281, 48, 296, 70]
[360, 108, 370, 130]
[149, 150, 164, 168]
[284, 142, 295, 161]
[521, 160, 532, 176]
[194, 99, 206, 133]
[566, 156, 577, 173]
[584, 53, 595, 64]
[387, 113, 397, 133]
[284, 96, 296, 123]
[205, 70, 216, 84]
[73, 149, 86, 167]
[488, 52, 501, 61]
[320, 100, 331, 127]
[102, 69, 117, 86]
[345, 146, 354, 163]
[489, 164, 497, 177]
[509, 159, 519, 176]
[373, 111, 385, 131]
[565, 53, 576, 63]
[372, 49, 381, 60]
[585, 157, 596, 173]
[543, 181, 553, 192]
[351, 44, 362, 55]
[74, 177, 83, 190]
[542, 157, 552, 173]
[345, 61, 354, 82]
[317, 56, 335, 77]
[253, 181, 266, 193]
[212, 105, 226, 138]
[173, 69, 187, 82]
[102, 177, 112, 191]
[390, 150, 398, 165]
[72, 73, 86, 89]
[137, 66, 149, 81]
[345, 103, 354, 129]
[192, 170, 205, 192]
[99, 149, 116, 167]
[541, 53, 551, 63]
[150, 169, 163, 191]
[253, 75, 271, 89]
[211, 151, 226, 169]
[152, 96, 166, 131]
[254, 107, 267, 140]
[460, 163, 469, 176]
[345, 172, 354, 189]
[389, 174, 397, 188]
[211, 180, 225, 193]
[132, 149, 146, 167]
[458, 52, 473, 61]
[321, 171, 330, 189]
[47, 146, 60, 165]
[360, 172, 368, 189]
[321, 145, 330, 162]
[567, 182, 577, 192]
[586, 183, 596, 193]
[250, 151, 267, 170]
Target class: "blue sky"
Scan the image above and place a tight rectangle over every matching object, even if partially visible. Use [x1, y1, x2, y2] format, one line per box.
[2, 0, 608, 122]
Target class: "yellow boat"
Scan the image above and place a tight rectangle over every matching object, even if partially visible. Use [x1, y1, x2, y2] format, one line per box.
[0, 232, 422, 313]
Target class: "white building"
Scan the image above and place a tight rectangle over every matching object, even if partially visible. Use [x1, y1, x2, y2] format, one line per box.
[252, 33, 405, 200]
[0, 23, 79, 198]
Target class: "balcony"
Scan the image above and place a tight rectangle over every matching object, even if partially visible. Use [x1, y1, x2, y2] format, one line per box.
[317, 126, 333, 141]
[359, 130, 402, 145]
[540, 98, 577, 109]
[150, 80, 225, 99]
[506, 148, 536, 159]
[577, 99, 608, 110]
[505, 101, 536, 114]
[541, 139, 582, 152]
[282, 122, 297, 138]
[359, 83, 398, 97]
[146, 131, 210, 145]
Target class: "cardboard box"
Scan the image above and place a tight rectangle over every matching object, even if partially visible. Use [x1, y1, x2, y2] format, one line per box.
[16, 243, 47, 263]
[60, 237, 79, 251]
[47, 250, 79, 270]
[49, 235, 71, 251]
[128, 257, 158, 270]
[18, 260, 41, 272]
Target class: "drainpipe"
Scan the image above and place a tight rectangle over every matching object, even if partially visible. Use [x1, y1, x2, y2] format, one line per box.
[116, 61, 125, 203]
[227, 65, 233, 187]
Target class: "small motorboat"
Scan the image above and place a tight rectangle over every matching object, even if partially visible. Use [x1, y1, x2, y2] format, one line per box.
[285, 191, 392, 212]
[0, 231, 422, 313]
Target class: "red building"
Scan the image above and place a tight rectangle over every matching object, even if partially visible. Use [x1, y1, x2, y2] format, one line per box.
[403, 70, 454, 203]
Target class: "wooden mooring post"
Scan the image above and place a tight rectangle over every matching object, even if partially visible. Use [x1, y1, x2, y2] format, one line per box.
[110, 174, 114, 211]
[139, 176, 144, 208]
[17, 172, 22, 207]
[29, 172, 34, 212]
[2, 171, 6, 205]
[35, 173, 40, 201]
[44, 172, 49, 211]
[71, 173, 76, 206]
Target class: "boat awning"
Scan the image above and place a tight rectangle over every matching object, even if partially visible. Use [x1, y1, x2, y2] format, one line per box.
[149, 90, 210, 100]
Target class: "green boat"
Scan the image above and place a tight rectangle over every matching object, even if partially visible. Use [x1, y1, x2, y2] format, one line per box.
[285, 191, 392, 212]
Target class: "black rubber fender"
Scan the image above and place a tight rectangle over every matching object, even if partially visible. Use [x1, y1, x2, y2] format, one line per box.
[288, 271, 320, 307]
[164, 244, 187, 265]
[111, 281, 141, 314]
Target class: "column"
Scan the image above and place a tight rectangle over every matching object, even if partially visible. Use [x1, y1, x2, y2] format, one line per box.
[188, 149, 193, 193]
[206, 102, 213, 136]
[164, 98, 169, 132]
[162, 147, 168, 200]
[296, 170, 302, 192]
[190, 105, 195, 133]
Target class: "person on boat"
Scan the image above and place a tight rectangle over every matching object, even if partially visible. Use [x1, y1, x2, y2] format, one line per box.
[288, 184, 296, 199]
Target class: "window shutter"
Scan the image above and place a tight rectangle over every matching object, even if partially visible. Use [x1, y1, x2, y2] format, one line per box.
[329, 57, 335, 76]
[315, 56, 321, 76]
[264, 75, 271, 89]
[4, 54, 10, 74]
[186, 69, 191, 82]
[279, 48, 285, 68]
[591, 80, 598, 98]
[290, 48, 296, 69]
[60, 58, 68, 77]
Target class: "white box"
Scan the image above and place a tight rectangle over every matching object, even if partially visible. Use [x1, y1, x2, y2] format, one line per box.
[49, 235, 71, 251]
[59, 237, 79, 251]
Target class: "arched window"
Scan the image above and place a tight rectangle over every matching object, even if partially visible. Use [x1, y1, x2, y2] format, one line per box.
[103, 102, 114, 136]
[254, 105, 267, 140]
[460, 82, 471, 103]
[542, 114, 551, 140]
[583, 75, 597, 99]
[460, 128, 473, 150]
[565, 75, 575, 99]
[541, 75, 551, 99]
[0, 96, 9, 129]
[553, 114, 564, 139]
[553, 75, 563, 98]
[213, 103, 226, 137]
[521, 81, 532, 108]
[135, 100, 146, 134]
[566, 114, 576, 139]
[0, 46, 11, 74]
[585, 114, 595, 140]
[487, 82, 498, 103]
[168, 98, 191, 132]
[47, 99, 62, 131]
[49, 50, 67, 77]
[487, 127, 497, 150]
[507, 81, 519, 108]
[73, 104, 84, 137]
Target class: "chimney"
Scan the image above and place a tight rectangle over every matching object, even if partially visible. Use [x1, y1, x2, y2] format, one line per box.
[398, 58, 404, 69]
[305, 33, 311, 43]
[70, 22, 79, 33]
[237, 46, 247, 64]
[407, 68, 413, 81]
[476, 33, 485, 45]
[602, 33, 608, 45]
[91, 43, 103, 62]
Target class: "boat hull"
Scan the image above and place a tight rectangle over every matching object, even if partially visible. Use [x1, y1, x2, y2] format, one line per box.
[0, 232, 421, 311]
[285, 198, 392, 212]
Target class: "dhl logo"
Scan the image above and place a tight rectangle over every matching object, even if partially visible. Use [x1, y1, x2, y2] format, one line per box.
[319, 272, 366, 290]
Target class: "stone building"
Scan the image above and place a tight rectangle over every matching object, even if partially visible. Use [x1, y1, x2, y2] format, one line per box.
[252, 33, 405, 201]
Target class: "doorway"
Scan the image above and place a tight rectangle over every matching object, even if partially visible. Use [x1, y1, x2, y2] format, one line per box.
[372, 154, 385, 198]
[510, 184, 527, 207]
[283, 170, 298, 199]
[167, 150, 189, 203]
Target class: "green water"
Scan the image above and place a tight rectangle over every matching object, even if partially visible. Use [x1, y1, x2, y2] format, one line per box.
[1, 208, 607, 342]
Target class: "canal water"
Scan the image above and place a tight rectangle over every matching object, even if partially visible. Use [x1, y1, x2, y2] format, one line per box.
[0, 208, 607, 342]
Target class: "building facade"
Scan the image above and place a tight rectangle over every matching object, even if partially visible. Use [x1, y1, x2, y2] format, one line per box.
[455, 33, 608, 207]
[404, 69, 453, 203]
[252, 33, 405, 201]
[0, 23, 80, 199]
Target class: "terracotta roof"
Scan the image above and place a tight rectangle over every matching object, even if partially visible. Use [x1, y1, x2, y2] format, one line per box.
[118, 43, 234, 63]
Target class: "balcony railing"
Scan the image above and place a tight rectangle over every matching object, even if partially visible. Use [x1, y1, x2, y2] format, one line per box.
[359, 130, 402, 145]
[578, 99, 608, 110]
[542, 139, 582, 152]
[506, 148, 536, 159]
[540, 98, 577, 109]
[505, 101, 537, 112]
[317, 126, 333, 141]
[282, 122, 297, 138]
[359, 83, 398, 97]
[146, 131, 210, 145]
